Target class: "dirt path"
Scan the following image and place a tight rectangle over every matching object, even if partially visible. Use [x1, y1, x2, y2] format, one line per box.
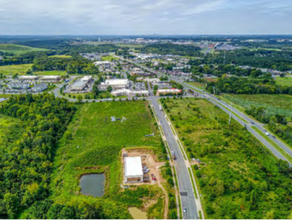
[158, 182, 169, 219]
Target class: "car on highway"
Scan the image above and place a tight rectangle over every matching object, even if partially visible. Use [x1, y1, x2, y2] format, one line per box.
[266, 132, 270, 136]
[183, 207, 187, 213]
[251, 121, 254, 124]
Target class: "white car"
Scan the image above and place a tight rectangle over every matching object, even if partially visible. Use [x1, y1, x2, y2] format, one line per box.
[266, 132, 270, 136]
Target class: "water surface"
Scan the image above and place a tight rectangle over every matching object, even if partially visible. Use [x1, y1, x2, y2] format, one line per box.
[80, 174, 105, 197]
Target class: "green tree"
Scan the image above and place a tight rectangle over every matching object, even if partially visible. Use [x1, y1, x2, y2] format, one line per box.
[107, 86, 113, 93]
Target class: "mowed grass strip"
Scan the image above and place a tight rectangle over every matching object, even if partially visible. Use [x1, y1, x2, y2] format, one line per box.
[0, 64, 33, 75]
[251, 126, 292, 163]
[33, 70, 67, 76]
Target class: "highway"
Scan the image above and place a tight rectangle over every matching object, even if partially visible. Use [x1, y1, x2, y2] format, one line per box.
[115, 55, 292, 166]
[150, 96, 198, 219]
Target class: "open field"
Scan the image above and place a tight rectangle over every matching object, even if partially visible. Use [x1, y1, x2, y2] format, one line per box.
[0, 64, 33, 75]
[44, 101, 167, 219]
[33, 70, 67, 76]
[49, 55, 72, 59]
[222, 94, 292, 119]
[275, 76, 292, 86]
[186, 81, 205, 90]
[162, 97, 292, 219]
[0, 44, 48, 54]
[101, 55, 119, 61]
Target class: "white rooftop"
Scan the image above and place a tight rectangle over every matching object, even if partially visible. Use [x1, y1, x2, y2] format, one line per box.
[94, 61, 112, 65]
[101, 79, 128, 86]
[81, 76, 92, 81]
[41, 75, 60, 79]
[124, 157, 143, 177]
[19, 76, 38, 79]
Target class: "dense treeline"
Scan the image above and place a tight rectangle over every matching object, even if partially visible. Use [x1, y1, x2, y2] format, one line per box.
[189, 61, 267, 78]
[59, 44, 120, 55]
[138, 43, 201, 56]
[0, 94, 76, 218]
[0, 51, 56, 66]
[203, 49, 292, 71]
[207, 77, 292, 95]
[32, 54, 99, 74]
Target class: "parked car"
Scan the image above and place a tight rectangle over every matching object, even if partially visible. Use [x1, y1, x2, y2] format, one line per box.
[183, 207, 187, 213]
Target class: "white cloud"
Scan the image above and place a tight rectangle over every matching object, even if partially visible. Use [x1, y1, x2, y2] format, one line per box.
[0, 0, 291, 34]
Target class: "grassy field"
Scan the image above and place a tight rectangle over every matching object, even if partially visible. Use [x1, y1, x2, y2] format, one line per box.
[222, 94, 292, 119]
[275, 76, 292, 86]
[162, 97, 292, 219]
[186, 81, 205, 90]
[0, 64, 33, 75]
[49, 55, 72, 59]
[0, 44, 48, 54]
[46, 101, 166, 218]
[101, 55, 119, 61]
[33, 70, 67, 76]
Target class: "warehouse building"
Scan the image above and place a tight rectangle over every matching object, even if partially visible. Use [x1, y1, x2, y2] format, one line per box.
[41, 76, 61, 83]
[71, 75, 93, 91]
[111, 89, 149, 97]
[124, 157, 143, 183]
[7, 82, 30, 90]
[19, 76, 39, 81]
[157, 88, 182, 96]
[32, 83, 48, 92]
[94, 61, 112, 69]
[99, 79, 129, 91]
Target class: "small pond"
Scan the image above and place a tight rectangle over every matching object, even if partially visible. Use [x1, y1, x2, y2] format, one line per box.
[128, 207, 147, 219]
[80, 174, 105, 197]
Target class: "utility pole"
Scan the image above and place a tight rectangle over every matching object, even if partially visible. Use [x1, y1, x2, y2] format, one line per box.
[229, 104, 232, 125]
[223, 51, 226, 65]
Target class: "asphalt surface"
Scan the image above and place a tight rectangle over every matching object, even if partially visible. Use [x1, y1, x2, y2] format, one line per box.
[150, 96, 198, 219]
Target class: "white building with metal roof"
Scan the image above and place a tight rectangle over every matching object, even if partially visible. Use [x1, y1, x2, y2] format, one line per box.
[124, 157, 143, 183]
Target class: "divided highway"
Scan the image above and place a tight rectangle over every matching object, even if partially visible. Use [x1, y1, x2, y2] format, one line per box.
[150, 96, 198, 219]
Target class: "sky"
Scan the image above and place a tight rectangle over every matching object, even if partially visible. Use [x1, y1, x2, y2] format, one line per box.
[0, 0, 291, 35]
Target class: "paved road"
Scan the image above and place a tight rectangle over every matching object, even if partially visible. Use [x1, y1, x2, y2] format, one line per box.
[150, 96, 198, 219]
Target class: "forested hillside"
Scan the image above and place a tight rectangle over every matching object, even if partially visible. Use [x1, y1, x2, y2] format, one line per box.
[0, 94, 76, 218]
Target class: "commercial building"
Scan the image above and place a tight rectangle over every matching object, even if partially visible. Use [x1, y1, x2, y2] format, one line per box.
[111, 89, 149, 97]
[32, 83, 48, 92]
[157, 88, 182, 96]
[98, 79, 129, 91]
[41, 76, 61, 83]
[124, 157, 143, 183]
[81, 76, 93, 82]
[71, 75, 93, 91]
[94, 61, 112, 69]
[153, 82, 172, 89]
[19, 76, 39, 81]
[7, 82, 30, 90]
